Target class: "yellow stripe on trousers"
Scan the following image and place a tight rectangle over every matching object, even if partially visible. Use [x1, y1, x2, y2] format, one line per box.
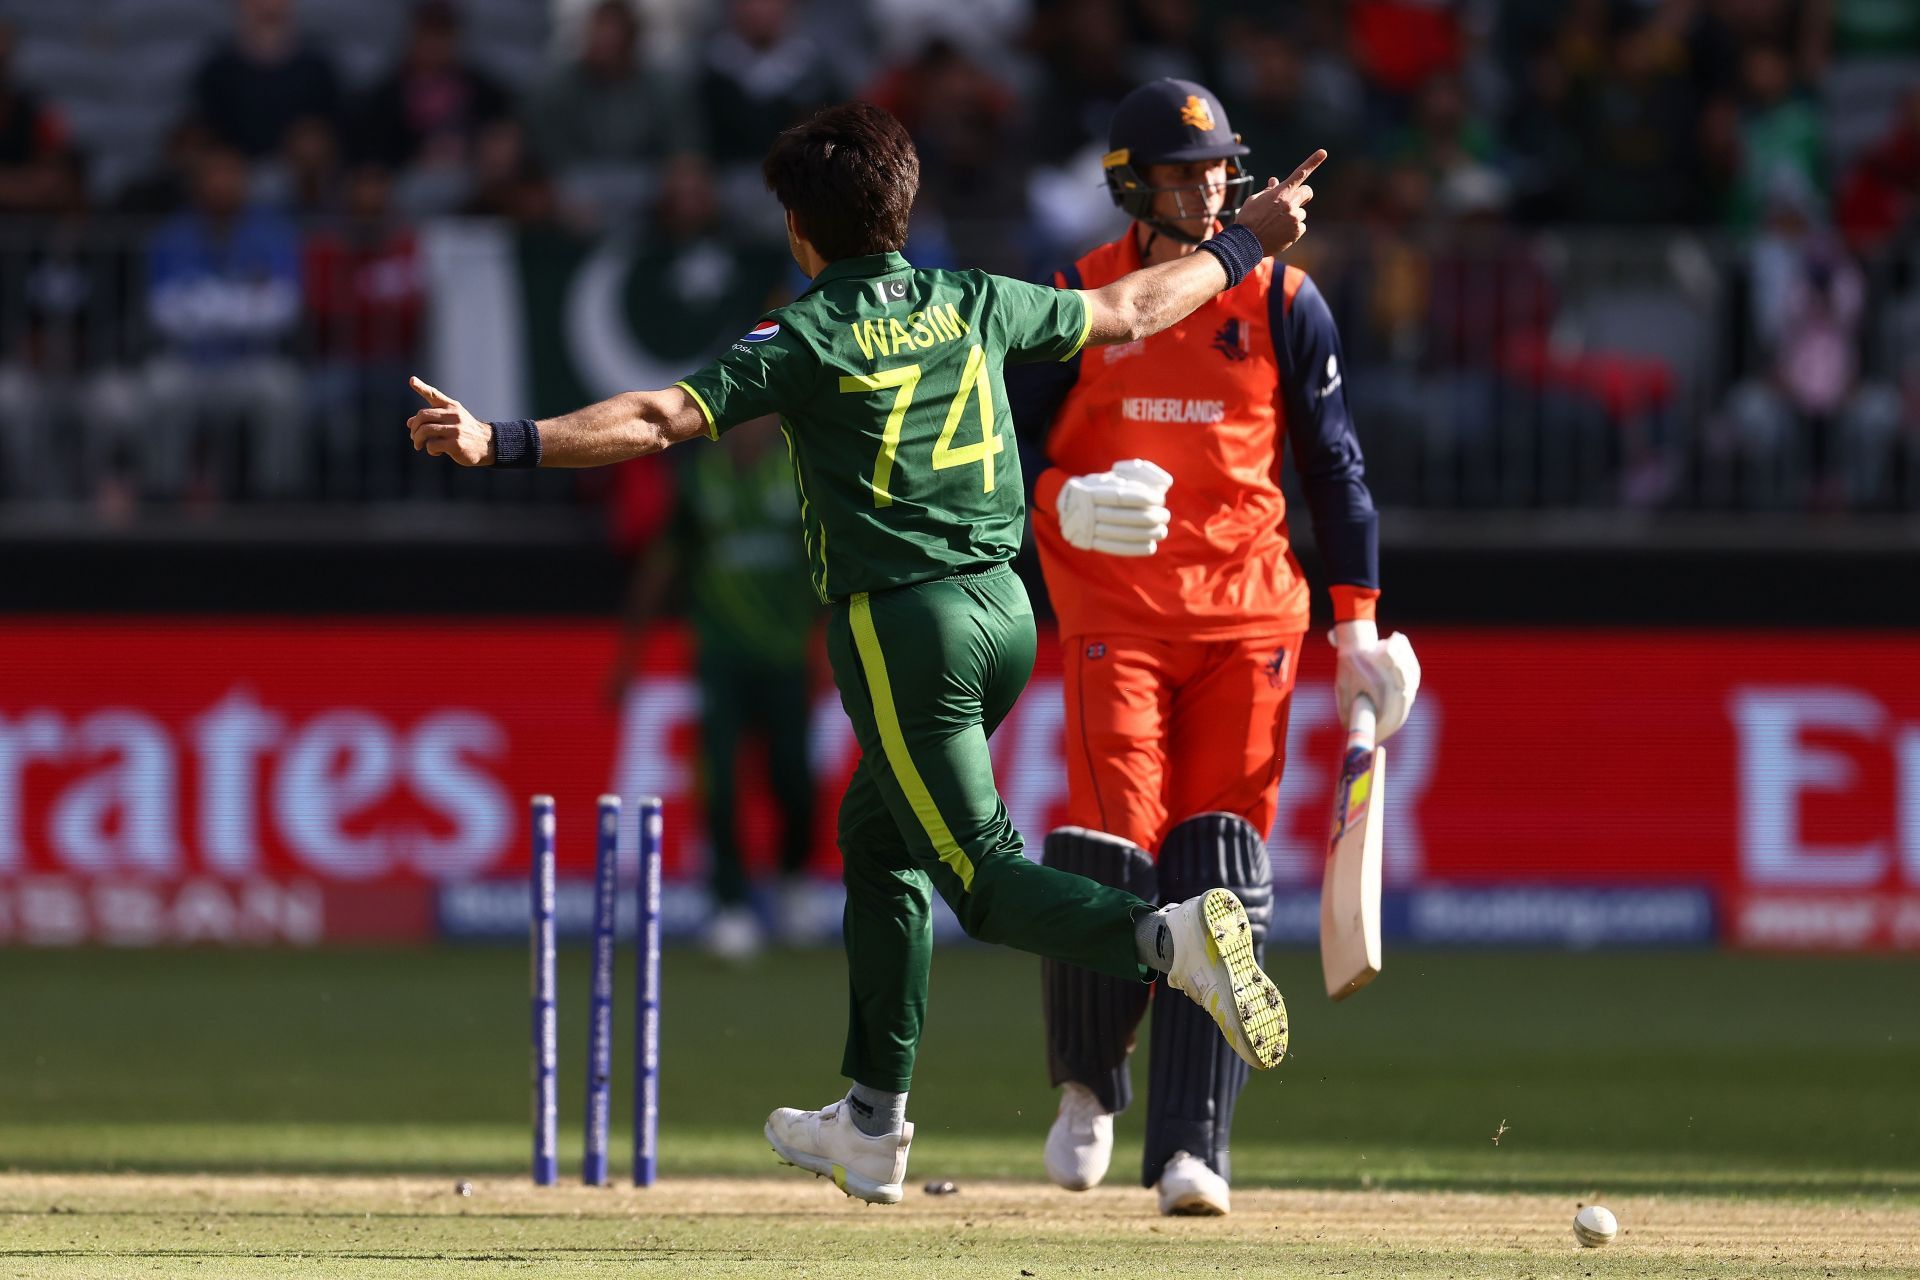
[848, 591, 976, 891]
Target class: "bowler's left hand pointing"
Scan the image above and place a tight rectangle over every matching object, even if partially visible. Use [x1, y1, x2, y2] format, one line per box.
[407, 376, 494, 466]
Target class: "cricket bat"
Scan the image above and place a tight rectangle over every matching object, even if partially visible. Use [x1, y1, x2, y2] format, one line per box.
[1321, 694, 1385, 1001]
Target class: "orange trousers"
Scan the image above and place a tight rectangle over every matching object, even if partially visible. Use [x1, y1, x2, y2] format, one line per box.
[1060, 631, 1305, 852]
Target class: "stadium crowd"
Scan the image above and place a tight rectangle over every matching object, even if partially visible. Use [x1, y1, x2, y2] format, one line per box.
[0, 0, 1915, 514]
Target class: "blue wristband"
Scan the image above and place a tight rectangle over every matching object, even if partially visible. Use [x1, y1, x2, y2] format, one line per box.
[490, 418, 541, 468]
[1197, 223, 1263, 290]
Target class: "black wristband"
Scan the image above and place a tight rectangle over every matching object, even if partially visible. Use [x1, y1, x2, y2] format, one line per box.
[489, 418, 542, 468]
[1197, 223, 1263, 290]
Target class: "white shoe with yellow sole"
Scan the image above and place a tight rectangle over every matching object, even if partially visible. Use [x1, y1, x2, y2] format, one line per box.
[766, 1098, 913, 1204]
[1160, 889, 1289, 1070]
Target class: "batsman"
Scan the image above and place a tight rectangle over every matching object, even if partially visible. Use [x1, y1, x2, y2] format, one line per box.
[407, 102, 1325, 1206]
[1008, 79, 1423, 1215]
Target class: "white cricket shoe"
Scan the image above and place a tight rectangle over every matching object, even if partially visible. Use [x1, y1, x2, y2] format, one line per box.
[1044, 1082, 1114, 1190]
[765, 1098, 914, 1205]
[1156, 1150, 1230, 1216]
[705, 906, 764, 962]
[1161, 889, 1288, 1069]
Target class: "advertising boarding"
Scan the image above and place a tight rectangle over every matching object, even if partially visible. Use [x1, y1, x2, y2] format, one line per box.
[0, 621, 1914, 950]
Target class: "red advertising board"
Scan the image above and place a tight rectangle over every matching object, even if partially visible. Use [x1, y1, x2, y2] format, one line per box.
[0, 620, 1915, 948]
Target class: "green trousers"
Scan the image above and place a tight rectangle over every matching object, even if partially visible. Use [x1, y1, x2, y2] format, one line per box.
[696, 643, 814, 907]
[827, 564, 1152, 1091]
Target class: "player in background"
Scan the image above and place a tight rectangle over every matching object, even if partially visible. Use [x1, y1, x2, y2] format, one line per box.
[1007, 79, 1422, 1216]
[603, 418, 821, 962]
[406, 102, 1323, 1208]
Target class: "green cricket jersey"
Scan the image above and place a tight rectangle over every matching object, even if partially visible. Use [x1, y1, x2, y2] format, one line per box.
[675, 251, 1091, 603]
[672, 444, 818, 666]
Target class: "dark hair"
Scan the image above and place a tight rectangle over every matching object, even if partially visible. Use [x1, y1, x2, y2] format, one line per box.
[761, 101, 918, 262]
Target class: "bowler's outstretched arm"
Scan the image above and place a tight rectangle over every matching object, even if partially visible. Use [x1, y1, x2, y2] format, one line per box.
[404, 377, 710, 468]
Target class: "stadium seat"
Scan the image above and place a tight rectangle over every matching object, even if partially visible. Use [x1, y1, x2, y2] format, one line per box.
[464, 0, 552, 89]
[1823, 56, 1920, 169]
[9, 33, 125, 100]
[1873, 291, 1920, 380]
[0, 0, 107, 41]
[103, 0, 229, 44]
[123, 36, 207, 92]
[1571, 286, 1716, 413]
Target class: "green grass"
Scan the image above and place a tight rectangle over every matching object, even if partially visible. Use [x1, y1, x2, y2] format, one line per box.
[2, 946, 1916, 1199]
[2, 946, 1918, 1276]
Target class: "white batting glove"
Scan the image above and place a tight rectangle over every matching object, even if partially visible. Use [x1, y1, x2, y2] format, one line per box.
[1329, 620, 1422, 741]
[1056, 459, 1173, 557]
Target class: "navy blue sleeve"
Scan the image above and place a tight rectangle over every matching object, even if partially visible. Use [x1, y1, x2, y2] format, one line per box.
[1273, 271, 1379, 591]
[1004, 262, 1084, 450]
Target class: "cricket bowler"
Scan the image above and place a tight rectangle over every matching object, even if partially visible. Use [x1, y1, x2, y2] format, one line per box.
[406, 101, 1323, 1205]
[1007, 79, 1422, 1215]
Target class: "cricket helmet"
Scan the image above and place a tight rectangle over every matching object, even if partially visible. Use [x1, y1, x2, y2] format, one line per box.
[1103, 78, 1253, 245]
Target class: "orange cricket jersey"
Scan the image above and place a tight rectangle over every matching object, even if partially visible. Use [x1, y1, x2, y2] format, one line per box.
[1030, 234, 1309, 641]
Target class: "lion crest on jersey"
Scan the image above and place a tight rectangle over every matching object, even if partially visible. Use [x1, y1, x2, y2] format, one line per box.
[1179, 94, 1215, 132]
[1213, 318, 1249, 361]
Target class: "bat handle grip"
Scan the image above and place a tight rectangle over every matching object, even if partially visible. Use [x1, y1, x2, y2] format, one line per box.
[1346, 695, 1377, 753]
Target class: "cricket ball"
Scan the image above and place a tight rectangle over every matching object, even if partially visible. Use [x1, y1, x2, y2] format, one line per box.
[1573, 1204, 1617, 1247]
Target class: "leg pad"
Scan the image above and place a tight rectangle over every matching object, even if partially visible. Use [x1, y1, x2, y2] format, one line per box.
[1144, 813, 1271, 1185]
[1041, 827, 1156, 1114]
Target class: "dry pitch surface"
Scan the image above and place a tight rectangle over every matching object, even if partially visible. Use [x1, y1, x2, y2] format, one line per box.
[4, 1173, 1916, 1279]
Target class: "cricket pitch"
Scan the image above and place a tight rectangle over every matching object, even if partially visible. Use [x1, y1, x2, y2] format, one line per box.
[4, 1173, 1917, 1279]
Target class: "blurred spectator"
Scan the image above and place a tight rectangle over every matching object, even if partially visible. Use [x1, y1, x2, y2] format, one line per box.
[506, 159, 569, 232]
[273, 116, 343, 218]
[460, 120, 578, 234]
[1312, 157, 1432, 504]
[636, 153, 790, 310]
[1721, 44, 1826, 231]
[352, 2, 510, 171]
[0, 154, 144, 509]
[564, 153, 792, 418]
[1358, 161, 1435, 363]
[1503, 16, 1584, 223]
[1558, 5, 1707, 224]
[1347, 0, 1463, 126]
[304, 163, 424, 497]
[1836, 85, 1920, 260]
[462, 119, 537, 219]
[117, 121, 214, 219]
[698, 0, 838, 167]
[0, 0, 1911, 522]
[1219, 20, 1360, 212]
[1383, 73, 1500, 210]
[1425, 173, 1551, 373]
[1127, 0, 1209, 84]
[525, 0, 681, 173]
[1024, 0, 1135, 166]
[1711, 0, 1830, 85]
[868, 40, 1027, 271]
[0, 23, 72, 214]
[145, 144, 306, 500]
[1725, 176, 1871, 505]
[191, 0, 342, 161]
[1829, 0, 1920, 56]
[868, 0, 1029, 64]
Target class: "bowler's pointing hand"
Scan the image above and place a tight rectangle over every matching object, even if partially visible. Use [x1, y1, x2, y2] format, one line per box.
[1234, 149, 1325, 258]
[407, 376, 494, 467]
